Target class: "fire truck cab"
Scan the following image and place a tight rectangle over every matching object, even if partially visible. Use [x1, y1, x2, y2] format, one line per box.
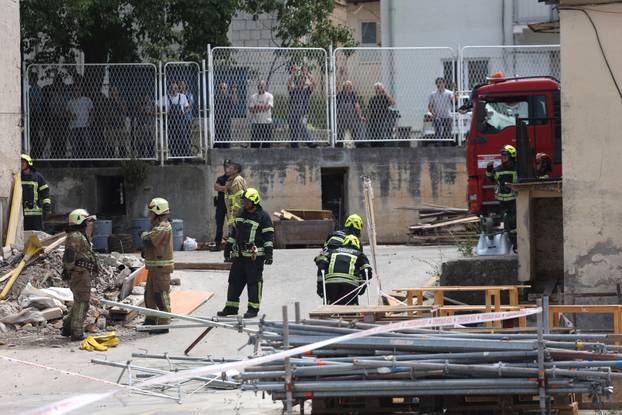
[466, 77, 562, 216]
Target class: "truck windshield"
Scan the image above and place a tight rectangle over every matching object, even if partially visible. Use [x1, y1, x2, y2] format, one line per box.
[476, 95, 547, 133]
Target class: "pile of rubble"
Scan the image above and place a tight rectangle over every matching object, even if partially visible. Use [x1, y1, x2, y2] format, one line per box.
[0, 246, 144, 336]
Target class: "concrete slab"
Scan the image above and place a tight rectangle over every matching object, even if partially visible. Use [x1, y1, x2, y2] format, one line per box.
[0, 245, 459, 414]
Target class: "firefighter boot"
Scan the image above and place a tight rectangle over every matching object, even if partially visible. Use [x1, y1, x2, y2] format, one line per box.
[243, 308, 259, 319]
[70, 302, 89, 341]
[217, 306, 239, 317]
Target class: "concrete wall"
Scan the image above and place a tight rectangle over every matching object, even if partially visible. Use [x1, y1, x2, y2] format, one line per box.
[40, 147, 467, 244]
[561, 3, 622, 298]
[0, 1, 22, 243]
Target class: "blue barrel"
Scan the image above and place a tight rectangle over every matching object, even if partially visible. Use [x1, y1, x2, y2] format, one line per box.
[92, 220, 112, 251]
[171, 219, 184, 251]
[131, 218, 152, 250]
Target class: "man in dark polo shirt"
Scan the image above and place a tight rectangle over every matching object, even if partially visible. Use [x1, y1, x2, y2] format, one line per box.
[212, 159, 231, 251]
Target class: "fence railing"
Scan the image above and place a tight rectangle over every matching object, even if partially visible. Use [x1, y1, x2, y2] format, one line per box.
[22, 44, 560, 160]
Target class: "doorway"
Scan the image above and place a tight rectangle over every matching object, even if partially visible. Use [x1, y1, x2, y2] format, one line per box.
[321, 168, 347, 226]
[97, 176, 126, 216]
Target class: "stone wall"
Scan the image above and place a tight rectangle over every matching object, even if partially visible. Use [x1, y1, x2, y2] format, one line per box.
[40, 147, 467, 244]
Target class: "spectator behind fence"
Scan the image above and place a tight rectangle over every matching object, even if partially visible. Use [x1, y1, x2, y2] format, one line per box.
[367, 82, 396, 148]
[336, 80, 366, 147]
[288, 67, 317, 149]
[66, 83, 93, 158]
[45, 75, 71, 158]
[134, 94, 156, 158]
[179, 79, 194, 147]
[215, 81, 239, 148]
[249, 80, 273, 149]
[28, 72, 44, 159]
[105, 85, 129, 158]
[428, 77, 457, 146]
[160, 81, 191, 157]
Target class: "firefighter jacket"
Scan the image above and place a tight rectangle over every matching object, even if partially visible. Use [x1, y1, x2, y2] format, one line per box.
[225, 174, 247, 225]
[314, 229, 360, 265]
[63, 230, 98, 274]
[21, 169, 51, 218]
[141, 220, 174, 272]
[227, 205, 274, 260]
[317, 246, 372, 287]
[486, 160, 517, 202]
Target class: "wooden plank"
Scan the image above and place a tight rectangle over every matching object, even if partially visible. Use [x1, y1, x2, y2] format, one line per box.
[174, 262, 231, 271]
[409, 216, 479, 231]
[281, 209, 304, 221]
[394, 285, 530, 292]
[170, 290, 214, 315]
[310, 305, 431, 315]
[3, 172, 22, 249]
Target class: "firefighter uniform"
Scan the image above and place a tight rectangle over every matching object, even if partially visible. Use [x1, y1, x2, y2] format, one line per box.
[316, 235, 372, 305]
[141, 217, 174, 327]
[486, 146, 518, 247]
[314, 214, 364, 265]
[62, 210, 98, 340]
[21, 155, 51, 231]
[220, 189, 274, 318]
[225, 172, 247, 226]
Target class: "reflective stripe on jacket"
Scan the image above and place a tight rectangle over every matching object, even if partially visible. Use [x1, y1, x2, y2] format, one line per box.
[22, 170, 51, 216]
[142, 220, 174, 272]
[227, 206, 274, 259]
[486, 161, 518, 202]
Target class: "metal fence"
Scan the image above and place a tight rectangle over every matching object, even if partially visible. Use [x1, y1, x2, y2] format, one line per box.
[22, 44, 561, 160]
[25, 63, 159, 160]
[332, 47, 457, 146]
[210, 47, 330, 147]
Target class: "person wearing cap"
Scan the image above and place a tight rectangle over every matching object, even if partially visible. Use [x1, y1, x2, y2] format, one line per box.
[486, 145, 518, 249]
[218, 188, 274, 319]
[141, 197, 174, 334]
[224, 162, 247, 229]
[212, 160, 231, 251]
[20, 154, 51, 231]
[61, 209, 98, 340]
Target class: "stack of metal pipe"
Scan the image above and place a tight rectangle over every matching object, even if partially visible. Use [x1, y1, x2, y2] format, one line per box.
[241, 318, 620, 404]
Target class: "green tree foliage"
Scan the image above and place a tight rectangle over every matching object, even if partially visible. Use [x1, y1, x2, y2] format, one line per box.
[241, 0, 357, 48]
[21, 0, 237, 64]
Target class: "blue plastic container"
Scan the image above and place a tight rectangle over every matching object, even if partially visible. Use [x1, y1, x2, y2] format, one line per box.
[131, 218, 152, 250]
[92, 220, 112, 251]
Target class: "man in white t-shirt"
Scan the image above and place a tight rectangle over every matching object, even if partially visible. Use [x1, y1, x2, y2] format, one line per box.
[428, 77, 457, 146]
[160, 81, 191, 157]
[66, 84, 93, 158]
[248, 80, 273, 149]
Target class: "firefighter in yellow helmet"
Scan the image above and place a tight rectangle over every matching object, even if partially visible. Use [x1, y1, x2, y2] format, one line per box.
[61, 209, 98, 340]
[21, 154, 52, 231]
[218, 188, 274, 319]
[486, 145, 518, 249]
[315, 213, 364, 266]
[316, 235, 372, 305]
[141, 197, 174, 334]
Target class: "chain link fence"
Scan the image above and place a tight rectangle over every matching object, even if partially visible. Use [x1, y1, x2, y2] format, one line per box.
[210, 47, 330, 147]
[162, 62, 205, 158]
[332, 47, 458, 147]
[25, 63, 159, 160]
[459, 45, 560, 92]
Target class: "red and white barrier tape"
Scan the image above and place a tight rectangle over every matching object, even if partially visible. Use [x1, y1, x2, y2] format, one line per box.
[13, 307, 540, 415]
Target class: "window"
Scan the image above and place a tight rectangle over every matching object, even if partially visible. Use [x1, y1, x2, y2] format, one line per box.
[467, 59, 489, 89]
[476, 95, 548, 133]
[361, 22, 377, 45]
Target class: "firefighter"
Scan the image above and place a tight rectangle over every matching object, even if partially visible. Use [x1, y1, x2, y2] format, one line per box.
[21, 154, 51, 231]
[224, 162, 248, 228]
[218, 188, 274, 319]
[141, 197, 174, 334]
[536, 153, 553, 180]
[316, 235, 372, 305]
[61, 209, 98, 341]
[486, 145, 518, 249]
[314, 213, 364, 265]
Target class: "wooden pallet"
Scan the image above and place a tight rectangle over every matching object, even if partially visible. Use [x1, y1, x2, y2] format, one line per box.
[309, 304, 436, 322]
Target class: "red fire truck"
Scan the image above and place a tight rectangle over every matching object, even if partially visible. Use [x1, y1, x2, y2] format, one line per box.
[465, 76, 562, 216]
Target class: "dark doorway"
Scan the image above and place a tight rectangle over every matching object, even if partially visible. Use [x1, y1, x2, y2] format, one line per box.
[97, 176, 126, 216]
[321, 168, 347, 226]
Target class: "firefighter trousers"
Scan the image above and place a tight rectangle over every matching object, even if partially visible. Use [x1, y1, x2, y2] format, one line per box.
[62, 270, 91, 339]
[24, 214, 43, 231]
[501, 200, 517, 248]
[226, 258, 264, 312]
[144, 269, 171, 325]
[326, 283, 359, 306]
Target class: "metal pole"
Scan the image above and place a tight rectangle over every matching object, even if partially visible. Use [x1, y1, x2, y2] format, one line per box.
[207, 44, 215, 149]
[536, 298, 546, 415]
[295, 302, 301, 324]
[364, 269, 371, 305]
[158, 61, 165, 165]
[282, 306, 293, 415]
[321, 270, 327, 305]
[201, 59, 209, 161]
[542, 295, 550, 334]
[329, 43, 336, 148]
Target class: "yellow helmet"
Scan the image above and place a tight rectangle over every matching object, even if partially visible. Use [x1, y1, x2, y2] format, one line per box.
[148, 197, 170, 215]
[242, 188, 261, 205]
[342, 234, 361, 250]
[21, 154, 33, 167]
[501, 145, 517, 158]
[68, 209, 96, 226]
[344, 214, 363, 231]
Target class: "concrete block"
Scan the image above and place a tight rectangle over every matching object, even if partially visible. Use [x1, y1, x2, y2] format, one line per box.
[41, 307, 64, 321]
